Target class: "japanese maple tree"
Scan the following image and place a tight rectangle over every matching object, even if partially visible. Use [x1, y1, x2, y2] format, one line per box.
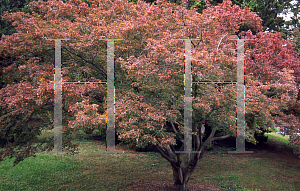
[0, 0, 299, 190]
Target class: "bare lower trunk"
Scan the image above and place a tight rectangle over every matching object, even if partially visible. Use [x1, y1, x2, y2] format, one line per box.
[172, 165, 191, 191]
[153, 121, 229, 191]
[174, 182, 187, 191]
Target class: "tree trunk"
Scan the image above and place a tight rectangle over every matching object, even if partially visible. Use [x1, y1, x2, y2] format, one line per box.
[172, 165, 189, 191]
[174, 182, 187, 191]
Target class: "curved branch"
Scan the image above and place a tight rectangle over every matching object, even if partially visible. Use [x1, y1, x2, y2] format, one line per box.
[170, 121, 184, 144]
[154, 140, 176, 164]
[62, 45, 107, 79]
[204, 128, 217, 144]
[217, 33, 228, 51]
[210, 134, 231, 142]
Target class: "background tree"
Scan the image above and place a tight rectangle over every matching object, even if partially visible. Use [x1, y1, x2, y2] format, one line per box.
[0, 0, 36, 39]
[289, 27, 300, 56]
[285, 0, 299, 30]
[210, 0, 293, 39]
[286, 0, 300, 63]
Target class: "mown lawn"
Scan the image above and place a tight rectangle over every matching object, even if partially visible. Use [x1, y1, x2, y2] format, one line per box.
[0, 129, 299, 191]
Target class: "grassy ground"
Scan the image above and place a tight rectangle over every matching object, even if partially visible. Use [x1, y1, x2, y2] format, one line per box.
[0, 129, 299, 191]
[266, 127, 300, 154]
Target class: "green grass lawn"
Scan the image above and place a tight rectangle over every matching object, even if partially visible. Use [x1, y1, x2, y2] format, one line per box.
[266, 129, 300, 153]
[0, 130, 299, 191]
[266, 132, 290, 144]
